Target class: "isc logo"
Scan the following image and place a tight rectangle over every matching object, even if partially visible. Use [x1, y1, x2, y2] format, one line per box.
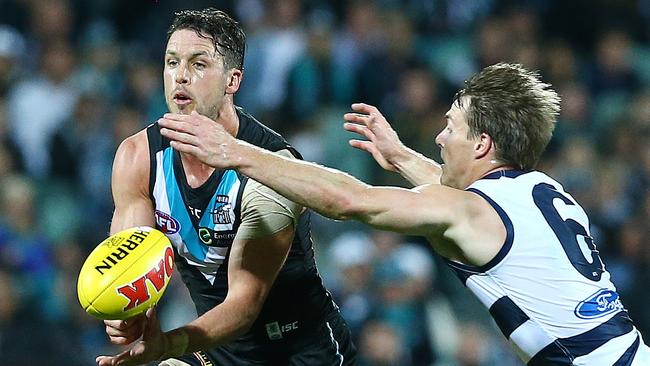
[116, 246, 174, 311]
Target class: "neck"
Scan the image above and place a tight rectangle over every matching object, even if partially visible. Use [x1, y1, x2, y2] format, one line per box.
[480, 163, 517, 178]
[179, 152, 215, 188]
[214, 100, 240, 137]
[460, 162, 516, 189]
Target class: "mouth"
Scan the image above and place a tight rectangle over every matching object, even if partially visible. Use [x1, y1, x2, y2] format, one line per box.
[173, 91, 193, 106]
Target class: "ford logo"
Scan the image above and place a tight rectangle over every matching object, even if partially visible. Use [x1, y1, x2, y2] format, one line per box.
[574, 289, 624, 319]
[155, 210, 180, 234]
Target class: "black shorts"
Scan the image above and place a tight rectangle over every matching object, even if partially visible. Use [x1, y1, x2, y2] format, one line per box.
[172, 312, 357, 366]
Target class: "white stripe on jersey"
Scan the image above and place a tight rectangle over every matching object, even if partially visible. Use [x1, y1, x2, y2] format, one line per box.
[508, 319, 555, 363]
[573, 329, 637, 365]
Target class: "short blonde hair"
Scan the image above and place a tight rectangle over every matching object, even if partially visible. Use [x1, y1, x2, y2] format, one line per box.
[455, 63, 560, 169]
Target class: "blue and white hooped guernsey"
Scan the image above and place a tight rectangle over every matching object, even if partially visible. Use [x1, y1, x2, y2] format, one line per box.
[152, 145, 241, 285]
[446, 170, 650, 365]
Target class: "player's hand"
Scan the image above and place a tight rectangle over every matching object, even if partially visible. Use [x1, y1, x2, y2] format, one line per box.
[97, 307, 166, 366]
[104, 313, 147, 345]
[343, 103, 407, 172]
[158, 111, 238, 169]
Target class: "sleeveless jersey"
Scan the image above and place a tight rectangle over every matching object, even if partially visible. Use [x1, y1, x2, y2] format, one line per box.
[147, 107, 338, 354]
[446, 170, 649, 365]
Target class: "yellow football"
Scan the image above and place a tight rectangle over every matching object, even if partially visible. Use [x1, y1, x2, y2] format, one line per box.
[77, 226, 174, 320]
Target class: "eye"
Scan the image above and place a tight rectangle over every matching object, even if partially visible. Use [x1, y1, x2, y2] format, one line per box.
[166, 59, 178, 67]
[193, 62, 206, 70]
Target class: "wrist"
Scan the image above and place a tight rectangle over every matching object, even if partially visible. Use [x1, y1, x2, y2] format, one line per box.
[233, 140, 261, 170]
[390, 146, 418, 170]
[160, 328, 189, 361]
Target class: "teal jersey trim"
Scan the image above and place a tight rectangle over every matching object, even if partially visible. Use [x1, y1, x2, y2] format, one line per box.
[162, 148, 209, 261]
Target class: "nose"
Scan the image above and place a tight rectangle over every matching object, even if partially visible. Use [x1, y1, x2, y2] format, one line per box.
[435, 130, 444, 148]
[175, 62, 189, 85]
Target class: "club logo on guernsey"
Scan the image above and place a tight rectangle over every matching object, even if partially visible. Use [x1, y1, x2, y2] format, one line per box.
[574, 288, 624, 319]
[155, 210, 180, 234]
[211, 195, 232, 225]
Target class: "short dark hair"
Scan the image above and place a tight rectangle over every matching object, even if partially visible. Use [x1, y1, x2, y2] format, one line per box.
[167, 8, 246, 71]
[455, 63, 560, 170]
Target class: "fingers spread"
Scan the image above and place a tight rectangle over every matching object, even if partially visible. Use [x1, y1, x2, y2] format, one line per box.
[343, 122, 373, 139]
[349, 139, 374, 153]
[351, 103, 378, 115]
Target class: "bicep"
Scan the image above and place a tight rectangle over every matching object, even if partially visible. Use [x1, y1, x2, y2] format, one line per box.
[354, 184, 469, 237]
[110, 131, 155, 234]
[226, 226, 294, 307]
[356, 185, 505, 264]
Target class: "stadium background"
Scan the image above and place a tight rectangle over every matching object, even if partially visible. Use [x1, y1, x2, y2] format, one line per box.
[0, 0, 649, 365]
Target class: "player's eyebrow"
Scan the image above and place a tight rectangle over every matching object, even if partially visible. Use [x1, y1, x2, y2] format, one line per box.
[165, 50, 213, 58]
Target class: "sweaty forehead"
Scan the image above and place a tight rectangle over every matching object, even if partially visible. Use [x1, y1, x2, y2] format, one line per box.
[166, 29, 217, 56]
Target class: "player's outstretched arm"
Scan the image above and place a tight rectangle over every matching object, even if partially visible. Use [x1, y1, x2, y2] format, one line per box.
[158, 112, 506, 265]
[159, 112, 452, 237]
[343, 103, 442, 186]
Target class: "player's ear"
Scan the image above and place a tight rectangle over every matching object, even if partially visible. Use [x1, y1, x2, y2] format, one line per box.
[475, 132, 493, 159]
[226, 69, 242, 94]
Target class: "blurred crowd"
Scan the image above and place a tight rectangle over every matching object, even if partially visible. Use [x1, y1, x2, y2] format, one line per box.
[0, 0, 649, 365]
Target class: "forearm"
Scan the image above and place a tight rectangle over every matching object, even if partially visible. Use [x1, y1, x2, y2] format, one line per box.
[233, 141, 368, 221]
[391, 146, 442, 186]
[162, 297, 257, 358]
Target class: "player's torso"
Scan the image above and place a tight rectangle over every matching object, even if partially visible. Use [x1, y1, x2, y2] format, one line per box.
[146, 108, 337, 348]
[447, 170, 644, 365]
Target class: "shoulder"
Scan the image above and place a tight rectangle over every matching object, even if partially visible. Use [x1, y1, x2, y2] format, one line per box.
[112, 129, 151, 189]
[415, 183, 487, 218]
[242, 177, 302, 217]
[414, 183, 506, 265]
[115, 129, 150, 165]
[236, 178, 301, 240]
